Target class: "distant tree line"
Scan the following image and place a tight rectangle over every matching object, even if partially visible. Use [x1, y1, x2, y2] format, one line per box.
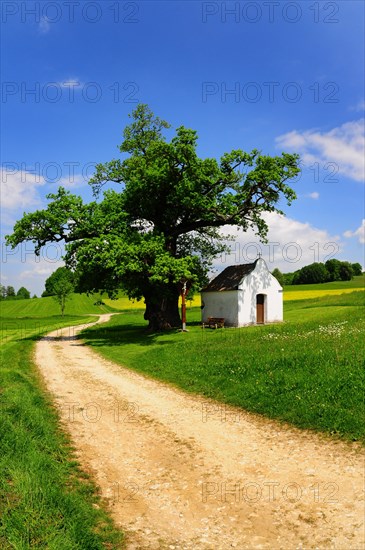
[272, 260, 363, 286]
[0, 285, 33, 300]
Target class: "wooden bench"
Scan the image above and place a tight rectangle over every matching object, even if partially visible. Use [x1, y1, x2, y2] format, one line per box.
[203, 317, 225, 329]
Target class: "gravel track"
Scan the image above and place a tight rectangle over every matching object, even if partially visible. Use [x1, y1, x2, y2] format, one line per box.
[35, 315, 365, 549]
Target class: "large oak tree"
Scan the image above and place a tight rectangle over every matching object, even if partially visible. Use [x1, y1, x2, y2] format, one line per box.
[6, 105, 300, 330]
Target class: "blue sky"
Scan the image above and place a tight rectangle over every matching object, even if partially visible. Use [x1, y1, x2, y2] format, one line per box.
[1, 0, 364, 295]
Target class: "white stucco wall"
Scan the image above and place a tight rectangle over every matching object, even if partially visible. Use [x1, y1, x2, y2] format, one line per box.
[201, 259, 283, 327]
[201, 290, 239, 327]
[238, 258, 283, 325]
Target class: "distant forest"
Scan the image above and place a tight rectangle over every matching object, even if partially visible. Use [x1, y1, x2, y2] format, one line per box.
[272, 259, 363, 286]
[0, 285, 32, 300]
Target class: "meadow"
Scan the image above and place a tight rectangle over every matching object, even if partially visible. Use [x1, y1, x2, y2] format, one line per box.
[0, 280, 364, 547]
[102, 274, 365, 308]
[0, 294, 124, 549]
[283, 274, 365, 300]
[83, 284, 365, 444]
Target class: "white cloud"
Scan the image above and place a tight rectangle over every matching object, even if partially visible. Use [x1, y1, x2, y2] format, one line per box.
[19, 260, 63, 280]
[276, 119, 365, 182]
[343, 220, 365, 244]
[0, 167, 87, 212]
[1, 211, 18, 229]
[17, 258, 64, 296]
[58, 174, 87, 188]
[350, 100, 365, 112]
[1, 239, 65, 296]
[58, 79, 84, 89]
[39, 16, 51, 34]
[308, 192, 319, 199]
[0, 167, 46, 210]
[214, 212, 342, 274]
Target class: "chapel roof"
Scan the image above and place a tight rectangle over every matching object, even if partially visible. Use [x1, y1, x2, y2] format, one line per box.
[201, 260, 258, 292]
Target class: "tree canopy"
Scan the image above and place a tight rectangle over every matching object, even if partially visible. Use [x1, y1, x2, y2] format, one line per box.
[42, 267, 75, 297]
[290, 259, 359, 285]
[43, 267, 75, 316]
[0, 285, 31, 300]
[271, 268, 284, 287]
[16, 286, 31, 300]
[351, 262, 363, 276]
[292, 263, 329, 285]
[6, 104, 300, 330]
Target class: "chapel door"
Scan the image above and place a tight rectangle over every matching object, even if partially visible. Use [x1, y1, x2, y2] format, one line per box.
[256, 294, 265, 324]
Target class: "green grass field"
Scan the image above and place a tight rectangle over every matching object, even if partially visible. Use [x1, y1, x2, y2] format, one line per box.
[82, 289, 365, 444]
[102, 274, 365, 309]
[0, 292, 119, 317]
[283, 274, 365, 300]
[0, 295, 124, 549]
[284, 274, 365, 291]
[0, 281, 364, 547]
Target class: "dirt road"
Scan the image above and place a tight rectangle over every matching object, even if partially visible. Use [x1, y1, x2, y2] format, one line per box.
[35, 315, 364, 549]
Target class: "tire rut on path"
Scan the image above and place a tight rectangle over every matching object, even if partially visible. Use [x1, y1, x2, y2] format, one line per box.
[35, 315, 365, 549]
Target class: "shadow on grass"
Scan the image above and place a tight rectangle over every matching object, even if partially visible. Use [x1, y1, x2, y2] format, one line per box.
[0, 315, 98, 345]
[80, 323, 186, 348]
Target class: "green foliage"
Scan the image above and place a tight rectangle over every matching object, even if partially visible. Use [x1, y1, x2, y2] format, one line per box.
[339, 261, 353, 281]
[351, 262, 363, 276]
[1, 286, 34, 301]
[325, 258, 342, 281]
[16, 286, 31, 300]
[282, 272, 297, 285]
[52, 280, 75, 317]
[271, 268, 284, 286]
[293, 262, 329, 284]
[42, 267, 76, 316]
[6, 104, 300, 329]
[3, 286, 16, 300]
[285, 259, 360, 286]
[325, 259, 354, 282]
[42, 267, 75, 296]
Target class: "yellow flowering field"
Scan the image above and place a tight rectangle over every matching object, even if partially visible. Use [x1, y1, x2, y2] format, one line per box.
[104, 294, 202, 310]
[283, 287, 364, 301]
[103, 296, 144, 310]
[105, 287, 363, 310]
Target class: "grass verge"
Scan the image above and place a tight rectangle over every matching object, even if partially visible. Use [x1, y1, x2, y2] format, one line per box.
[81, 291, 365, 444]
[0, 315, 124, 549]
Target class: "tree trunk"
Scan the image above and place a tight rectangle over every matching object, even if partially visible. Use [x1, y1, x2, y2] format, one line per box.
[143, 283, 181, 331]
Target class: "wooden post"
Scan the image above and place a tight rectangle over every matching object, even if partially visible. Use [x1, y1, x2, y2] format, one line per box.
[181, 281, 187, 332]
[179, 279, 190, 332]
